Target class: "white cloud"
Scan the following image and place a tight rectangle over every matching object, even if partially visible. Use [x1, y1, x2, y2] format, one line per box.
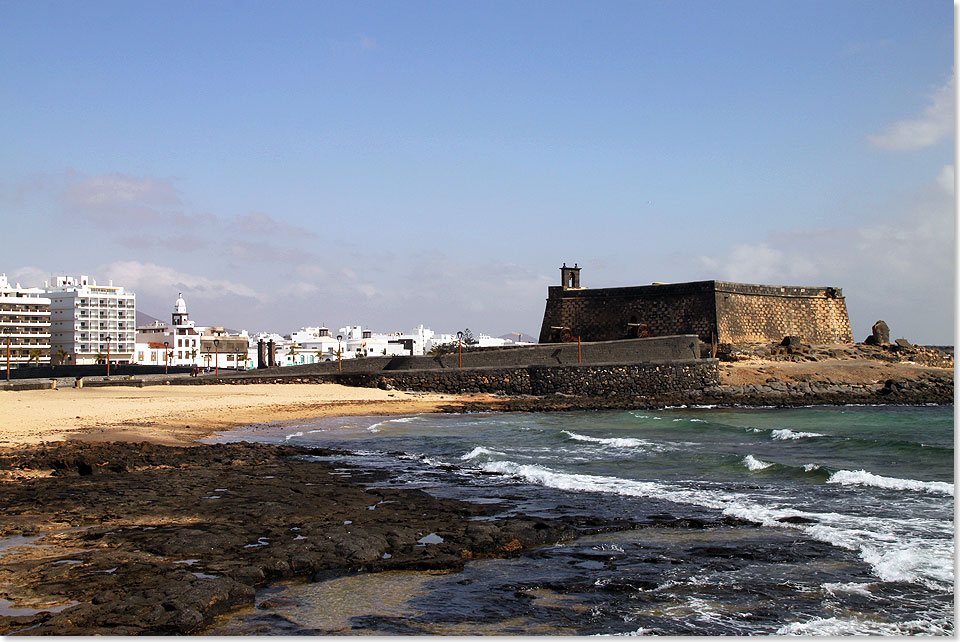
[869, 75, 955, 151]
[697, 244, 818, 284]
[63, 174, 182, 224]
[5, 266, 50, 289]
[694, 165, 955, 343]
[99, 261, 259, 299]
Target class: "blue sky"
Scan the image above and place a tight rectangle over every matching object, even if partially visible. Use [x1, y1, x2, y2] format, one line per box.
[0, 0, 954, 342]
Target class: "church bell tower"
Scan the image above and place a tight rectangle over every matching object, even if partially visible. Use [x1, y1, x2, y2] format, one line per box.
[172, 293, 189, 326]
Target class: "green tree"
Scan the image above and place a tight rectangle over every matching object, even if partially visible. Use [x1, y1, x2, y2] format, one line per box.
[460, 328, 478, 346]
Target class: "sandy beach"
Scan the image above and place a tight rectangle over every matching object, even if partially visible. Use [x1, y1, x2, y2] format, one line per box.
[0, 384, 474, 447]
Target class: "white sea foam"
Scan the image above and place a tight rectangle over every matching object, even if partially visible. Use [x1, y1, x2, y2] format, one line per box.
[283, 431, 305, 441]
[367, 416, 419, 432]
[742, 455, 773, 471]
[562, 431, 658, 449]
[803, 464, 821, 472]
[777, 615, 951, 636]
[771, 429, 824, 440]
[821, 581, 875, 597]
[473, 459, 953, 591]
[460, 446, 506, 461]
[826, 469, 954, 496]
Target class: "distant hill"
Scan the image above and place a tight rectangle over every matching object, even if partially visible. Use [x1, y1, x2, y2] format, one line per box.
[136, 310, 164, 327]
[498, 332, 537, 343]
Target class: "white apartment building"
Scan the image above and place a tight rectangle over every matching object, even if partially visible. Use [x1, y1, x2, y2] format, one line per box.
[0, 274, 51, 369]
[46, 275, 136, 365]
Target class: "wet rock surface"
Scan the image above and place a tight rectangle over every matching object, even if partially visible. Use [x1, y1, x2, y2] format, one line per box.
[0, 441, 589, 635]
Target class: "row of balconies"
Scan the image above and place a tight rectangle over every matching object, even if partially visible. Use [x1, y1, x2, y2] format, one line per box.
[0, 339, 51, 348]
[0, 330, 52, 338]
[0, 319, 50, 326]
[0, 307, 50, 314]
[75, 346, 133, 354]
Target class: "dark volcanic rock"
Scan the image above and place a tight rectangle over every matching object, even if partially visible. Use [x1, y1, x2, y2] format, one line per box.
[0, 442, 581, 635]
[865, 320, 890, 346]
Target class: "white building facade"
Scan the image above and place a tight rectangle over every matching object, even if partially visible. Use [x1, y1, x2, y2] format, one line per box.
[46, 275, 135, 365]
[0, 274, 51, 369]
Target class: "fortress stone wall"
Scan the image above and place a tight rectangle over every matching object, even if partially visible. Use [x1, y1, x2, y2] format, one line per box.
[539, 266, 853, 345]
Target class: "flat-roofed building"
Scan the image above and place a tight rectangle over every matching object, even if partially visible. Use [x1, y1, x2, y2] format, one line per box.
[47, 275, 136, 365]
[0, 273, 51, 369]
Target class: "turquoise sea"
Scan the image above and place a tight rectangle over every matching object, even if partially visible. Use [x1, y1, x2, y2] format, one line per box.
[208, 405, 954, 635]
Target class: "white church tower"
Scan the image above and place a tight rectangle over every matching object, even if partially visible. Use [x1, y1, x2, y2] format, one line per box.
[172, 292, 189, 326]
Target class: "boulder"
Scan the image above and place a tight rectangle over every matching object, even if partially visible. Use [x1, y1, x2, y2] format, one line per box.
[865, 320, 890, 345]
[895, 338, 913, 349]
[780, 336, 802, 347]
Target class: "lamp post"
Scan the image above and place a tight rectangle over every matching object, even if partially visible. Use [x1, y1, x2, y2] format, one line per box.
[336, 335, 343, 372]
[456, 331, 463, 368]
[5, 335, 9, 381]
[164, 341, 169, 375]
[214, 339, 220, 377]
[106, 337, 110, 377]
[551, 326, 581, 363]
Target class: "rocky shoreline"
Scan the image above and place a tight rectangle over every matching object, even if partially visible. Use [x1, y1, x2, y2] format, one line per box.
[0, 441, 743, 635]
[440, 375, 954, 414]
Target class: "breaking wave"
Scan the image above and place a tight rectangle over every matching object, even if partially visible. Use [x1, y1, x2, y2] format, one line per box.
[742, 455, 773, 471]
[771, 429, 824, 440]
[562, 431, 658, 449]
[826, 470, 954, 496]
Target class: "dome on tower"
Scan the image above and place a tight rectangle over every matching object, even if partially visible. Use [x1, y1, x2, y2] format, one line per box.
[174, 293, 187, 314]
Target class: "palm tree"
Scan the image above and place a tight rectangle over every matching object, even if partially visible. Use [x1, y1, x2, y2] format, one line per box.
[189, 348, 198, 365]
[55, 349, 68, 366]
[29, 349, 41, 367]
[289, 344, 298, 366]
[95, 351, 105, 365]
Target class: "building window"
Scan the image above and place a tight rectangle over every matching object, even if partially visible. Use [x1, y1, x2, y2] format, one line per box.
[178, 351, 182, 358]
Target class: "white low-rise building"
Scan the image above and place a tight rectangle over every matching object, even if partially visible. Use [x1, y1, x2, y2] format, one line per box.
[0, 274, 51, 369]
[136, 294, 250, 370]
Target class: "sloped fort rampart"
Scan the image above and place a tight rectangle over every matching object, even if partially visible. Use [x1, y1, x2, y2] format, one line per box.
[539, 265, 853, 345]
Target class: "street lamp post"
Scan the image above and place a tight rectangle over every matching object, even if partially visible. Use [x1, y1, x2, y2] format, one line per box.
[106, 338, 110, 377]
[456, 331, 463, 368]
[5, 335, 9, 381]
[164, 341, 169, 375]
[214, 339, 220, 377]
[336, 335, 343, 372]
[551, 326, 581, 363]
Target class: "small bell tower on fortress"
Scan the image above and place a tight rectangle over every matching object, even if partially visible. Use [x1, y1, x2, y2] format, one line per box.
[561, 263, 582, 290]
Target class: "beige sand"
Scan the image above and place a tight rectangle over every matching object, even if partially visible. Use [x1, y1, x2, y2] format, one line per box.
[0, 384, 475, 447]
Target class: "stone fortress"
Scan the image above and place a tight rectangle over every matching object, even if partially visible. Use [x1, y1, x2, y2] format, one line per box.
[539, 264, 854, 345]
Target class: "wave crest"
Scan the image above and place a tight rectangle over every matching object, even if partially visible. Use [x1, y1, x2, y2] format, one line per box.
[827, 470, 954, 496]
[771, 429, 824, 440]
[742, 454, 773, 471]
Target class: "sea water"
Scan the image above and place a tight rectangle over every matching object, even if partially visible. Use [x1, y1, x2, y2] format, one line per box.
[207, 405, 954, 635]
